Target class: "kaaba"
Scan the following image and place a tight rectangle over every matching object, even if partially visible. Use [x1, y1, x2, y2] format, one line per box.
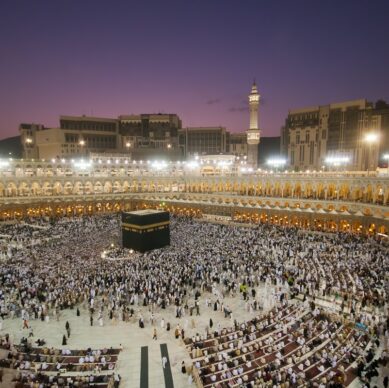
[121, 210, 170, 252]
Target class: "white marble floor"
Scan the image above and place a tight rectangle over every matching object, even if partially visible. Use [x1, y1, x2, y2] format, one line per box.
[1, 285, 274, 388]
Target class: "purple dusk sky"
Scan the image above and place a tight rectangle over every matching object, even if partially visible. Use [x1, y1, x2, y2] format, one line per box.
[0, 0, 388, 140]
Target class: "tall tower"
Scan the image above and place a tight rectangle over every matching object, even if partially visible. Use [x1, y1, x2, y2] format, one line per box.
[246, 81, 261, 168]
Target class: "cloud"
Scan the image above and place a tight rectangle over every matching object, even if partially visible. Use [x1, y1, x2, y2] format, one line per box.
[206, 98, 221, 105]
[228, 106, 248, 113]
[229, 97, 266, 112]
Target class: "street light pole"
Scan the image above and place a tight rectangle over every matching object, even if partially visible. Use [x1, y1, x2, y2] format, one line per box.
[367, 143, 372, 175]
[383, 154, 389, 175]
[363, 132, 379, 175]
[125, 141, 131, 158]
[79, 139, 85, 157]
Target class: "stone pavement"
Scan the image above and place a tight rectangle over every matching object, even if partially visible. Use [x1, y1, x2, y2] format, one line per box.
[1, 284, 275, 388]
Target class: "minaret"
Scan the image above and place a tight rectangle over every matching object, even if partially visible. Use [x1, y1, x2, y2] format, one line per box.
[246, 81, 261, 168]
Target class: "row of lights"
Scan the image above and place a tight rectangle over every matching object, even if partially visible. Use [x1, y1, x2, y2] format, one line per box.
[324, 156, 350, 166]
[9, 154, 389, 165]
[26, 138, 173, 149]
[1, 158, 388, 175]
[233, 212, 372, 232]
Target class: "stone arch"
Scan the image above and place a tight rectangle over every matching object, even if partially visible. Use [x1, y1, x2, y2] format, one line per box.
[131, 180, 139, 192]
[5, 182, 17, 196]
[55, 165, 65, 175]
[351, 186, 363, 201]
[122, 181, 130, 192]
[63, 181, 74, 195]
[273, 182, 282, 197]
[45, 165, 54, 176]
[36, 164, 44, 176]
[338, 205, 350, 213]
[239, 183, 247, 195]
[103, 181, 112, 193]
[315, 183, 325, 199]
[264, 182, 272, 196]
[73, 181, 84, 195]
[283, 182, 292, 198]
[18, 181, 29, 196]
[363, 184, 373, 203]
[94, 181, 103, 193]
[375, 185, 384, 204]
[42, 181, 53, 195]
[113, 181, 122, 193]
[226, 182, 233, 192]
[294, 183, 302, 198]
[52, 182, 63, 195]
[384, 187, 389, 206]
[304, 182, 314, 199]
[24, 165, 34, 177]
[326, 183, 337, 200]
[30, 182, 41, 195]
[64, 168, 73, 176]
[256, 182, 264, 196]
[84, 181, 94, 194]
[338, 183, 350, 200]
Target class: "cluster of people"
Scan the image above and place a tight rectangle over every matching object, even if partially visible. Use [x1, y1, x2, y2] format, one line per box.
[0, 213, 387, 387]
[13, 373, 120, 388]
[189, 300, 377, 387]
[0, 332, 121, 387]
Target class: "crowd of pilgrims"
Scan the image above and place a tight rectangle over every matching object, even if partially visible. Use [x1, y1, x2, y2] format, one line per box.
[0, 214, 387, 326]
[187, 301, 389, 388]
[0, 330, 122, 387]
[0, 214, 388, 387]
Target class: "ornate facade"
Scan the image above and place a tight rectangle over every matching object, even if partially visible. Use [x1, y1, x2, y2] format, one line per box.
[281, 99, 389, 171]
[0, 159, 388, 233]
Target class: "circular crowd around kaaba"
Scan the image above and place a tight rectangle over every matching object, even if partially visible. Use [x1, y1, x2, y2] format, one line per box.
[0, 213, 388, 387]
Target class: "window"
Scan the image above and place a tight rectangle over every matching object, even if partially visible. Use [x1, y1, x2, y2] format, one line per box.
[322, 130, 326, 140]
[309, 141, 314, 165]
[305, 132, 309, 142]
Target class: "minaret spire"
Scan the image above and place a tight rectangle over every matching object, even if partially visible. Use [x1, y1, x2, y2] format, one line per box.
[246, 81, 261, 168]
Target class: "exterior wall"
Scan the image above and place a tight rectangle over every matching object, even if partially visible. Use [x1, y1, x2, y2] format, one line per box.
[1, 190, 388, 235]
[376, 102, 389, 162]
[118, 114, 181, 154]
[20, 114, 182, 160]
[35, 128, 65, 159]
[1, 161, 388, 231]
[32, 127, 118, 159]
[283, 99, 388, 171]
[19, 123, 42, 159]
[20, 117, 250, 162]
[228, 133, 248, 156]
[318, 105, 330, 167]
[288, 125, 320, 170]
[178, 127, 227, 157]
